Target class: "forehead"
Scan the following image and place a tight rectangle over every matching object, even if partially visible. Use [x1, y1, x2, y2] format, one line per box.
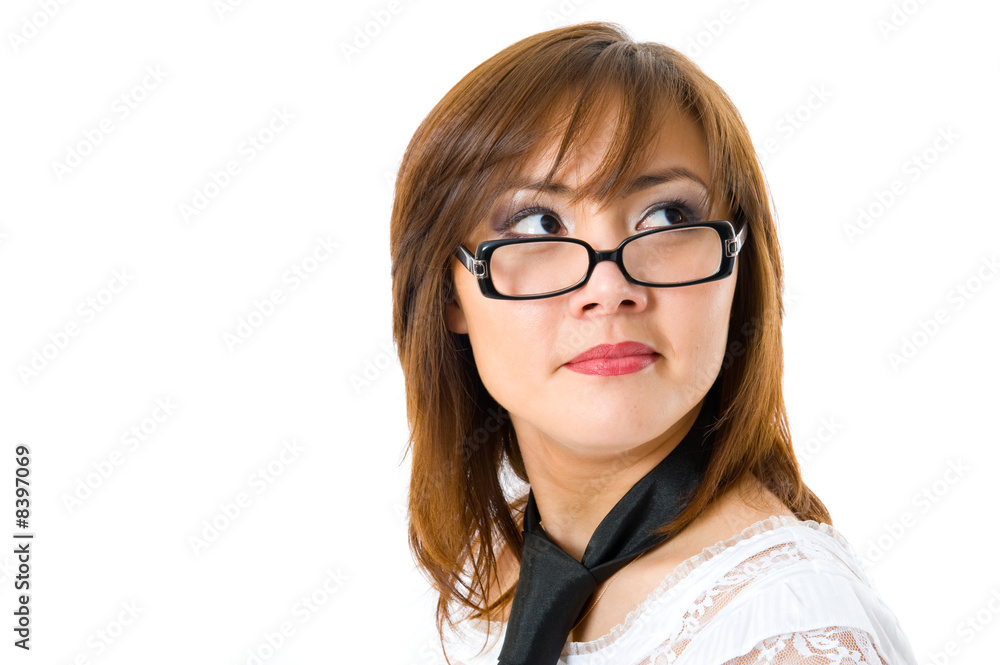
[511, 102, 712, 205]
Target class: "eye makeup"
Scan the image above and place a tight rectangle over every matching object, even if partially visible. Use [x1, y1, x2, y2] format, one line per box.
[493, 193, 711, 239]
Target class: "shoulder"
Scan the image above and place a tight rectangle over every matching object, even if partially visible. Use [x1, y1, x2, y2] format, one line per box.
[593, 517, 918, 664]
[663, 484, 884, 621]
[666, 517, 918, 665]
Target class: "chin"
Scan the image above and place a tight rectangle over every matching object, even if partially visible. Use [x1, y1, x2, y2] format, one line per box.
[551, 414, 673, 455]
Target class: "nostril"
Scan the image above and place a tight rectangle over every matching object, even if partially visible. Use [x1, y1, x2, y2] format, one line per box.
[582, 297, 636, 311]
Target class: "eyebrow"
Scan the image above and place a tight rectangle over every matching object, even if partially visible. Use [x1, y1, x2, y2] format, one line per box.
[509, 166, 709, 198]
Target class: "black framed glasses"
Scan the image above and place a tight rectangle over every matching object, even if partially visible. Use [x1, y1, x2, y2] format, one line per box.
[453, 220, 748, 300]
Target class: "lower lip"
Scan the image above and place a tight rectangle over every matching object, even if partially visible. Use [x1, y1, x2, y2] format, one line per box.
[563, 354, 658, 376]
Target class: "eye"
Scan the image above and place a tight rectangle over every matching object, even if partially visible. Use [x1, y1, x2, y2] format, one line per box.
[508, 211, 563, 236]
[641, 205, 691, 228]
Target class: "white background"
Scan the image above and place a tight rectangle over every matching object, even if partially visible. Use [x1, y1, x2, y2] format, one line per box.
[1, 0, 997, 663]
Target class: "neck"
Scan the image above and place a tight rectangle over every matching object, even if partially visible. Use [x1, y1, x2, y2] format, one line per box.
[520, 399, 705, 561]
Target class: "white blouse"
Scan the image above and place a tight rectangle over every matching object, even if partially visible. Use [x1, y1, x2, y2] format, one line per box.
[441, 516, 918, 664]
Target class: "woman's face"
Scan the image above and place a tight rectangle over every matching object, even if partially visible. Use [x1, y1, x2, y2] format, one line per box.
[446, 105, 737, 462]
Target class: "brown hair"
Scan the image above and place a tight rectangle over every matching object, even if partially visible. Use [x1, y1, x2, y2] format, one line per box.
[390, 21, 830, 648]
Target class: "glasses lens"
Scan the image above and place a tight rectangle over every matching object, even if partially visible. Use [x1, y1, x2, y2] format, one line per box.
[623, 227, 722, 284]
[490, 240, 589, 297]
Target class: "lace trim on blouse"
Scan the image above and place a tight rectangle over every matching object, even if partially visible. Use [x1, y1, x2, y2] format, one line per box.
[564, 515, 868, 656]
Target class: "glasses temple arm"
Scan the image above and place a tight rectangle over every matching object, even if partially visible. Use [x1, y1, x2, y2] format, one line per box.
[726, 223, 748, 257]
[454, 245, 481, 276]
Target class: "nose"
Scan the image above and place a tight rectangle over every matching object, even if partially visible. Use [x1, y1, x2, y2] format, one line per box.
[567, 250, 648, 314]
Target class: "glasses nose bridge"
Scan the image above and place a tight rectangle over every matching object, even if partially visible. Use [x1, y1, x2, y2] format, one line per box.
[587, 244, 630, 281]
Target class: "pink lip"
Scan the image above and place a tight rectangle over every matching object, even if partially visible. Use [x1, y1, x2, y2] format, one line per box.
[564, 342, 659, 376]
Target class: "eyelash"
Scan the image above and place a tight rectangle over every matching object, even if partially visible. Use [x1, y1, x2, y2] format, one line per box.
[496, 199, 704, 238]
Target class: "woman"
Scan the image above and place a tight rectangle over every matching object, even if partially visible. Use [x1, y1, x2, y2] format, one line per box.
[391, 22, 918, 665]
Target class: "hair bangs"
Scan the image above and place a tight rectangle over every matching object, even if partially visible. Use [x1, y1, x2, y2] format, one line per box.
[483, 40, 722, 220]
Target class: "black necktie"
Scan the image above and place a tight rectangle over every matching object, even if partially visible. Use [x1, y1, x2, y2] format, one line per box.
[497, 388, 718, 665]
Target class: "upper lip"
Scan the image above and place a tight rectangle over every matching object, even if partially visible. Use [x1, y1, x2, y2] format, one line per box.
[566, 341, 658, 364]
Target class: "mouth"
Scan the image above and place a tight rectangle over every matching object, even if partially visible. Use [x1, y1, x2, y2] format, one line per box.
[563, 341, 659, 376]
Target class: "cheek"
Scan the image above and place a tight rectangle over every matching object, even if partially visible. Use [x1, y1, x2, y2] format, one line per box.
[658, 278, 736, 380]
[459, 285, 556, 402]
